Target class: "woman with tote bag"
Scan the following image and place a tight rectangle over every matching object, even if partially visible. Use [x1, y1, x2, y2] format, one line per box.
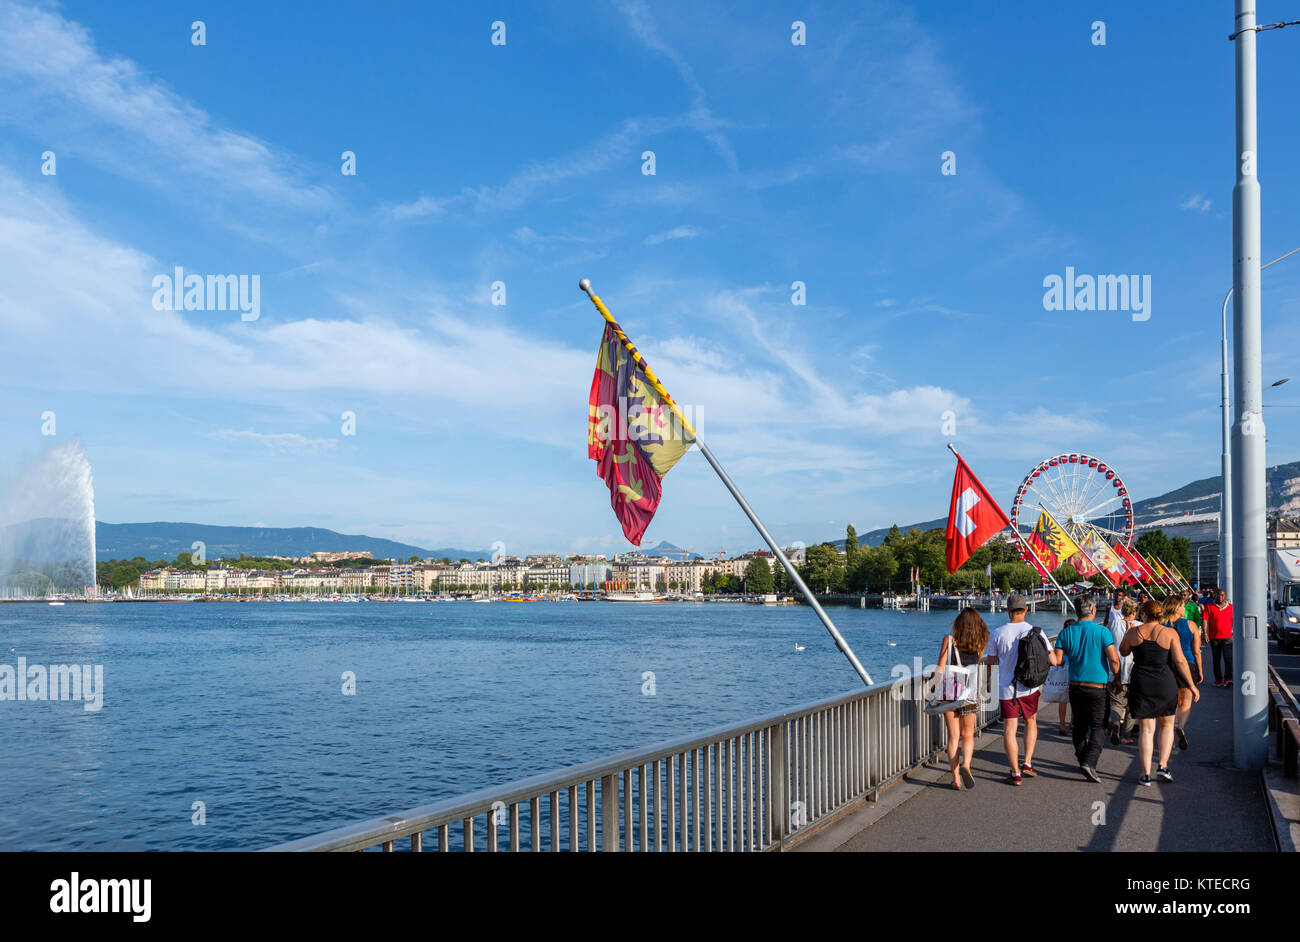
[929, 608, 989, 790]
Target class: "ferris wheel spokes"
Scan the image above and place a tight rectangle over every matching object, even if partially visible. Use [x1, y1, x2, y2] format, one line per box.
[1009, 453, 1135, 551]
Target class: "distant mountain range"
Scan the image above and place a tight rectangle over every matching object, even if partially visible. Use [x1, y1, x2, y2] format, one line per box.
[92, 522, 488, 562]
[643, 540, 703, 559]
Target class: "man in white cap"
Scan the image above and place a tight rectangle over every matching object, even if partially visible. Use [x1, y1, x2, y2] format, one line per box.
[982, 593, 1047, 785]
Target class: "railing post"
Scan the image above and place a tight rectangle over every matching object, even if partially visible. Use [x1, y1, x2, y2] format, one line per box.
[769, 722, 788, 847]
[600, 773, 618, 852]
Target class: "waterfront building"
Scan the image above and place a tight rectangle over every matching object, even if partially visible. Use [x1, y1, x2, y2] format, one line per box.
[338, 569, 372, 592]
[1269, 516, 1300, 549]
[569, 561, 611, 588]
[522, 564, 569, 589]
[626, 562, 667, 591]
[385, 565, 417, 591]
[665, 562, 707, 593]
[165, 570, 206, 591]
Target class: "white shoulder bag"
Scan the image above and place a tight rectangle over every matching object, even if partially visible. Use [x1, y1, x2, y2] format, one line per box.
[924, 635, 979, 714]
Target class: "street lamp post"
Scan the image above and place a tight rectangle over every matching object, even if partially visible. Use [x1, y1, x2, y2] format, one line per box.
[1230, 0, 1268, 769]
[1219, 249, 1299, 604]
[1196, 543, 1212, 587]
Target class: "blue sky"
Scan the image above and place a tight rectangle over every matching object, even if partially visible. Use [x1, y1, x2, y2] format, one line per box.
[1, 0, 1298, 556]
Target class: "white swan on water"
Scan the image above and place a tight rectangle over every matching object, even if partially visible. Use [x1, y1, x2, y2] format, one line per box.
[886, 641, 897, 647]
[793, 642, 805, 652]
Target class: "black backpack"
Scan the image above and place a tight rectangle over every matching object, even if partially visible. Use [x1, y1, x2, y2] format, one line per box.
[1013, 626, 1051, 689]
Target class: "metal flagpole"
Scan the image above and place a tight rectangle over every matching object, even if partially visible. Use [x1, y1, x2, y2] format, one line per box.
[1156, 555, 1190, 592]
[1125, 549, 1165, 599]
[1144, 550, 1175, 595]
[1010, 524, 1078, 618]
[1120, 550, 1162, 600]
[580, 278, 874, 686]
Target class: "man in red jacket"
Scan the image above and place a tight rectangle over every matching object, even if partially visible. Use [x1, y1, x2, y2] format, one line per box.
[1203, 588, 1234, 687]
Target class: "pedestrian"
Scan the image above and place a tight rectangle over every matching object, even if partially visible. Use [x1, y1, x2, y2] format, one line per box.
[1183, 588, 1204, 644]
[1108, 598, 1139, 745]
[1043, 617, 1074, 734]
[1203, 588, 1234, 687]
[1049, 596, 1121, 782]
[1107, 588, 1130, 638]
[983, 593, 1048, 785]
[937, 607, 989, 790]
[1160, 595, 1202, 750]
[1121, 599, 1200, 784]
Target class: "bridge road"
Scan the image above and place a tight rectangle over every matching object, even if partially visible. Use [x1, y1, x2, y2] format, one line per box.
[797, 671, 1277, 852]
[1271, 637, 1299, 700]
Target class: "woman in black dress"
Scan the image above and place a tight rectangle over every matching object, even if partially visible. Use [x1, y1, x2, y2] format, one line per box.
[1120, 600, 1198, 785]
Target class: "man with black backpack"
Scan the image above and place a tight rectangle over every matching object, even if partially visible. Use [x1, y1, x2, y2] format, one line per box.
[982, 593, 1050, 785]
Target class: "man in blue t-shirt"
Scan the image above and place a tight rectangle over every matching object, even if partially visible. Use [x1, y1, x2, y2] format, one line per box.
[1049, 596, 1121, 782]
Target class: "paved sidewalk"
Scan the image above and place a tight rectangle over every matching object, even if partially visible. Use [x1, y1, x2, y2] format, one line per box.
[797, 683, 1277, 852]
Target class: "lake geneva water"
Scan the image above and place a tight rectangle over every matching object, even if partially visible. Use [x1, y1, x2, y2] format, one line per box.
[0, 600, 1067, 850]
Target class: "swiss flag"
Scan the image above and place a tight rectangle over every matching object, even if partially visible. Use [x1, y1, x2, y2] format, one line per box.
[1106, 542, 1136, 585]
[945, 451, 1010, 573]
[1116, 542, 1151, 584]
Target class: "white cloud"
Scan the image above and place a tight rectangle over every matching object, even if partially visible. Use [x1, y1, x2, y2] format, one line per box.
[644, 225, 699, 245]
[215, 430, 339, 454]
[1179, 194, 1212, 212]
[0, 0, 331, 212]
[613, 0, 737, 170]
[384, 195, 448, 221]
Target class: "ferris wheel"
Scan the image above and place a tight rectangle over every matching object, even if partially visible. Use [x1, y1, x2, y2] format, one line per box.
[1009, 453, 1135, 549]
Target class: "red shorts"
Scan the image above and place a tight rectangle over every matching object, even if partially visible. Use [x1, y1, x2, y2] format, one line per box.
[1000, 691, 1041, 720]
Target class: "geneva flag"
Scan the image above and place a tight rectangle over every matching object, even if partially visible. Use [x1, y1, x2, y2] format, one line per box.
[945, 453, 1010, 573]
[1027, 508, 1080, 573]
[588, 323, 693, 545]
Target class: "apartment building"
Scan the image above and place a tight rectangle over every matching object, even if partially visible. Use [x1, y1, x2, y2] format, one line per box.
[165, 570, 206, 591]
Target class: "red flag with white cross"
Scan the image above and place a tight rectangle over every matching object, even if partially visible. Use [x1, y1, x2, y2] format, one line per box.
[945, 451, 1011, 573]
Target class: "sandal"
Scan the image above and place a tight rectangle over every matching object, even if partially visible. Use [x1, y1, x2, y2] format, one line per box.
[959, 767, 975, 790]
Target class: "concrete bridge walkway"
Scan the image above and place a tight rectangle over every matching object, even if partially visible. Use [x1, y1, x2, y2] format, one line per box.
[797, 681, 1279, 852]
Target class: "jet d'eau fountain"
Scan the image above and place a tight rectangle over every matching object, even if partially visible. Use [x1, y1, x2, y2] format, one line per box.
[0, 441, 97, 598]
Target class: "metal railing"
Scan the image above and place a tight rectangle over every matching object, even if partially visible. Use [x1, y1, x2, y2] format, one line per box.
[1267, 662, 1299, 777]
[268, 661, 1000, 852]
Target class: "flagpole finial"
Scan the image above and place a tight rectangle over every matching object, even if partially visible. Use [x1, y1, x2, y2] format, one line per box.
[579, 278, 593, 296]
